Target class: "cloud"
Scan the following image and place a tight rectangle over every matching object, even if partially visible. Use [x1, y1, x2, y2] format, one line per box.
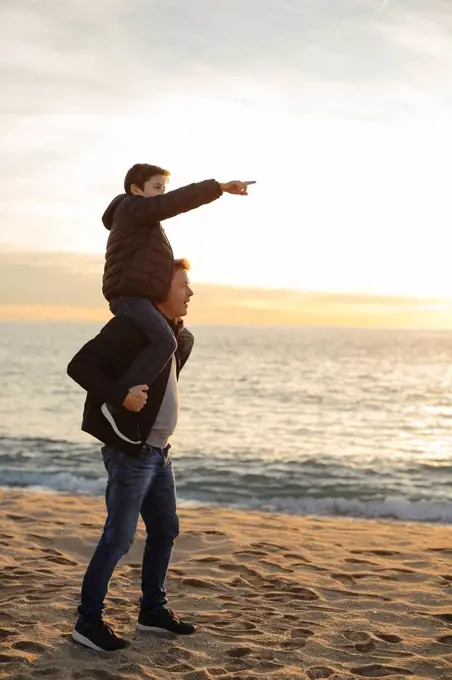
[2, 0, 452, 116]
[2, 248, 452, 328]
[1, 0, 452, 296]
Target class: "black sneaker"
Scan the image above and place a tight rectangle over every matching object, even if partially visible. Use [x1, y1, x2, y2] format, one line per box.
[72, 616, 129, 652]
[101, 403, 141, 445]
[137, 607, 196, 635]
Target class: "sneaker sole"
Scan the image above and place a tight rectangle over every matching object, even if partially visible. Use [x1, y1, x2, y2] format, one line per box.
[101, 403, 141, 445]
[136, 622, 195, 635]
[72, 628, 108, 652]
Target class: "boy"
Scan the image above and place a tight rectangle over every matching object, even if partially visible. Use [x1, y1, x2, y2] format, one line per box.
[101, 163, 254, 446]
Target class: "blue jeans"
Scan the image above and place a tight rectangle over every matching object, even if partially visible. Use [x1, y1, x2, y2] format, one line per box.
[78, 445, 178, 621]
[110, 297, 177, 391]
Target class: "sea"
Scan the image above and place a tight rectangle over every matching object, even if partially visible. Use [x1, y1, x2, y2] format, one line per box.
[1, 321, 452, 524]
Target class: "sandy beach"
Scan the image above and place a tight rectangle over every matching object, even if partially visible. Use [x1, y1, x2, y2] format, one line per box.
[1, 490, 452, 680]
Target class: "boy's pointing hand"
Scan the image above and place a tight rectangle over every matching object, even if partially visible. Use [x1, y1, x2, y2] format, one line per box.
[219, 180, 256, 196]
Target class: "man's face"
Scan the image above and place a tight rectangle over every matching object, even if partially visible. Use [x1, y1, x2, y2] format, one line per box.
[166, 268, 194, 319]
[132, 175, 168, 197]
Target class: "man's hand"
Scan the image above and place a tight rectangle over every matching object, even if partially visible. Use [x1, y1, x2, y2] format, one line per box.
[220, 180, 256, 196]
[122, 384, 149, 412]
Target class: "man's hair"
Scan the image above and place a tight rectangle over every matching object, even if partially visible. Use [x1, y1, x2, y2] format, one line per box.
[174, 258, 190, 272]
[124, 163, 170, 195]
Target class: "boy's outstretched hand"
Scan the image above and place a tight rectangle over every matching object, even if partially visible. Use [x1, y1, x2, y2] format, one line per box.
[219, 180, 256, 196]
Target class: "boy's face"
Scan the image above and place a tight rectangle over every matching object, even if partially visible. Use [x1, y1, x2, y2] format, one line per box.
[131, 174, 168, 197]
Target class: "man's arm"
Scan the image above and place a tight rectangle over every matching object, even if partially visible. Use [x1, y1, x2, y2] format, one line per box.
[121, 179, 256, 225]
[67, 317, 134, 407]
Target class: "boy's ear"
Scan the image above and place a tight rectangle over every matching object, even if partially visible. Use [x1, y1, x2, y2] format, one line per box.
[130, 183, 142, 196]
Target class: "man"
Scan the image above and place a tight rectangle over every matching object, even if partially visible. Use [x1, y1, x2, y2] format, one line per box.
[67, 259, 195, 652]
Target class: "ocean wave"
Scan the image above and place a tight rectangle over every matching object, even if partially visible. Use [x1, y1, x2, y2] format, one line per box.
[0, 470, 104, 495]
[1, 470, 452, 524]
[240, 494, 452, 524]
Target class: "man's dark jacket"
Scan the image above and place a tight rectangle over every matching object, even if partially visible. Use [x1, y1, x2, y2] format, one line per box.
[102, 180, 222, 303]
[67, 315, 194, 456]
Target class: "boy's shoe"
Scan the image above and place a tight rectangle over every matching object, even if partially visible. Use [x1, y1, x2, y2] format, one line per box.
[101, 403, 141, 445]
[137, 607, 196, 635]
[72, 616, 129, 652]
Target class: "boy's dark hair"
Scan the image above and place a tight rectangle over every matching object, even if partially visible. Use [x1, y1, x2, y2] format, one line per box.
[124, 163, 170, 195]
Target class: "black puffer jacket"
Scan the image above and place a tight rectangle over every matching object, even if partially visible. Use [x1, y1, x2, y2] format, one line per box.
[102, 180, 222, 302]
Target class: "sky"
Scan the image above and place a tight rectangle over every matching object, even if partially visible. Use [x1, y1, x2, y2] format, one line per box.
[3, 249, 452, 328]
[1, 0, 452, 312]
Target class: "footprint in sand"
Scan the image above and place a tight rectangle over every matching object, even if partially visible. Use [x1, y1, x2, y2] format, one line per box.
[233, 549, 268, 558]
[351, 549, 400, 557]
[428, 547, 452, 555]
[165, 646, 194, 662]
[342, 629, 404, 654]
[290, 627, 315, 639]
[331, 573, 357, 586]
[12, 640, 51, 654]
[193, 556, 220, 564]
[219, 562, 260, 578]
[169, 567, 185, 577]
[6, 514, 30, 522]
[179, 670, 215, 680]
[342, 630, 371, 642]
[33, 568, 55, 576]
[210, 620, 260, 636]
[355, 641, 377, 653]
[282, 638, 308, 649]
[254, 659, 286, 672]
[225, 646, 252, 658]
[0, 613, 14, 624]
[250, 541, 286, 552]
[39, 547, 78, 566]
[326, 587, 386, 602]
[283, 552, 311, 562]
[0, 628, 18, 640]
[351, 664, 413, 677]
[433, 613, 452, 623]
[181, 577, 220, 590]
[25, 592, 56, 602]
[46, 555, 78, 566]
[166, 662, 195, 673]
[437, 635, 452, 645]
[27, 533, 53, 544]
[258, 560, 294, 574]
[262, 580, 320, 600]
[306, 667, 336, 679]
[73, 670, 126, 680]
[374, 633, 402, 644]
[4, 568, 31, 577]
[385, 567, 415, 575]
[0, 652, 27, 664]
[205, 667, 228, 676]
[31, 664, 62, 677]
